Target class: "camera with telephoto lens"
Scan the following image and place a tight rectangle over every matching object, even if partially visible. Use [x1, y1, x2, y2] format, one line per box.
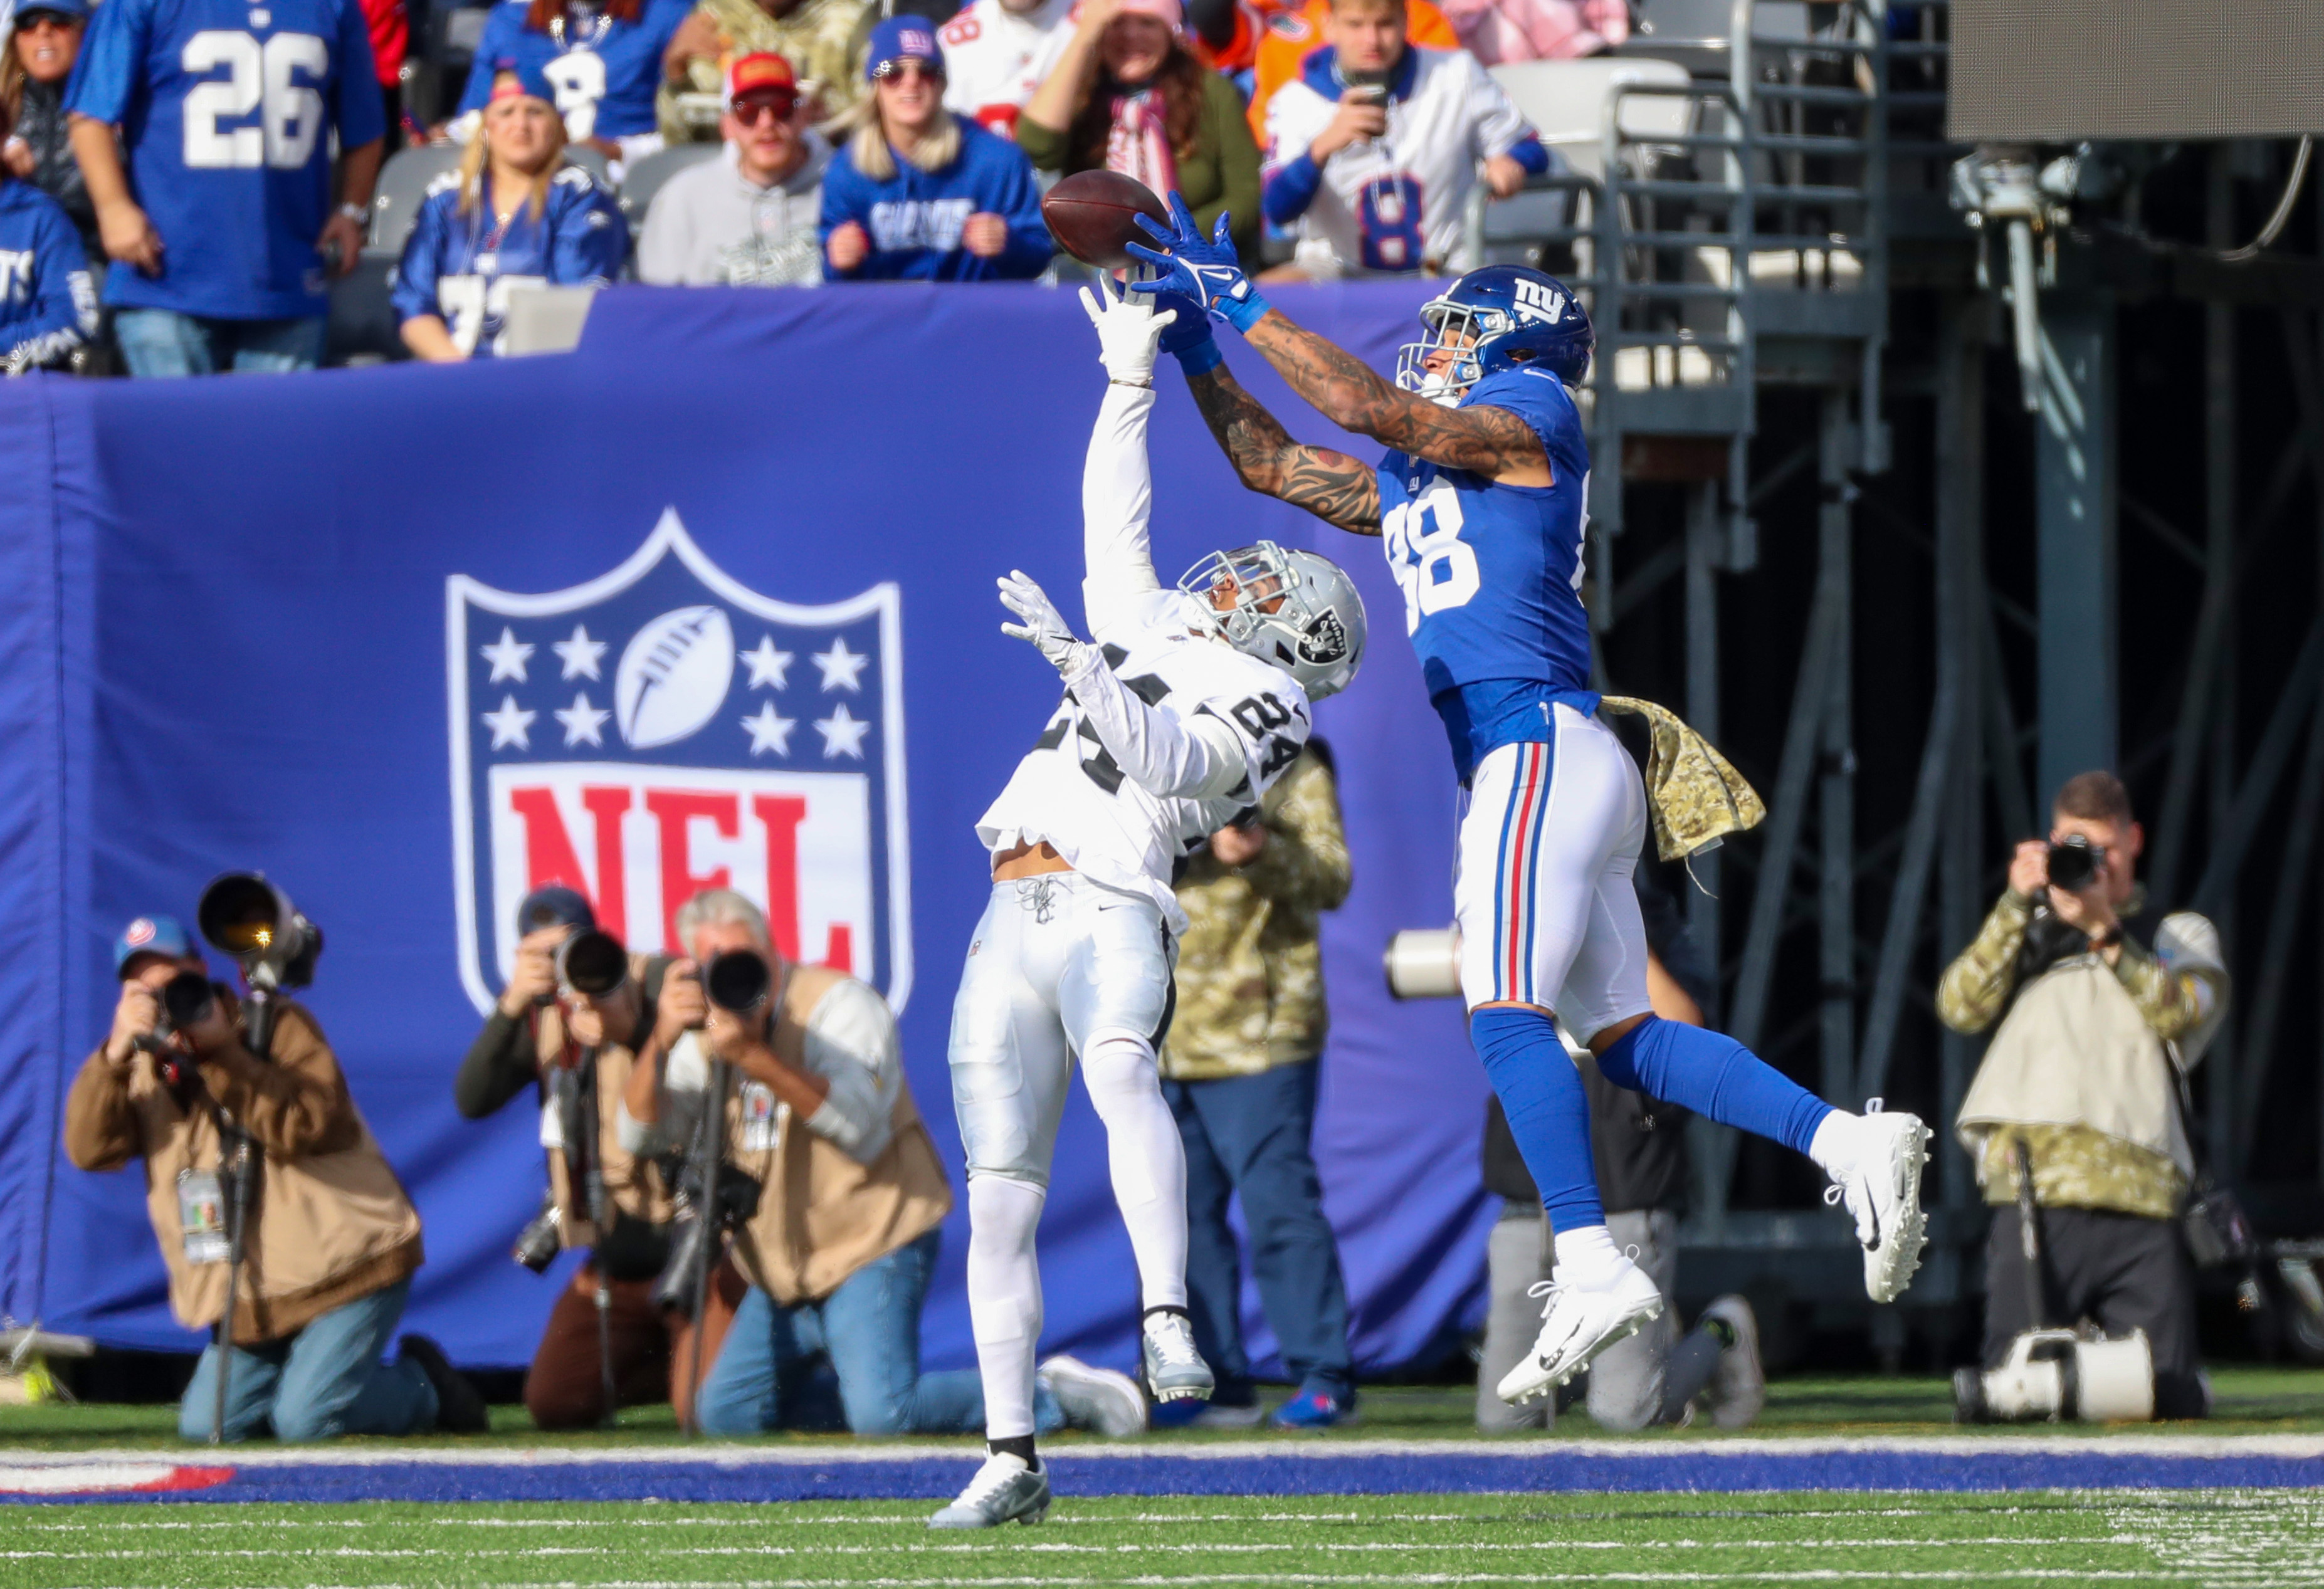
[512, 1190, 564, 1272]
[1953, 1328, 2154, 1424]
[652, 1157, 762, 1314]
[555, 928, 629, 999]
[197, 873, 322, 989]
[133, 970, 225, 1094]
[2045, 834, 2105, 893]
[704, 948, 772, 1013]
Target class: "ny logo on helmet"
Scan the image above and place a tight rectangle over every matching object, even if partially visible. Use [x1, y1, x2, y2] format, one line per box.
[1512, 278, 1567, 322]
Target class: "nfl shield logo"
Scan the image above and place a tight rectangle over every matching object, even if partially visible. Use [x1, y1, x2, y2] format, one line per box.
[446, 508, 912, 1014]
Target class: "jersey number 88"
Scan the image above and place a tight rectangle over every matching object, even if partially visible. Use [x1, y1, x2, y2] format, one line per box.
[1382, 481, 1480, 634]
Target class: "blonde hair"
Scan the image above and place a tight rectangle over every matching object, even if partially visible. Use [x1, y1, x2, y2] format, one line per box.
[460, 88, 566, 221]
[823, 93, 960, 183]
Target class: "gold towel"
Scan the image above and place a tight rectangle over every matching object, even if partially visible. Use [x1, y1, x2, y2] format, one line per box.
[1598, 696, 1767, 861]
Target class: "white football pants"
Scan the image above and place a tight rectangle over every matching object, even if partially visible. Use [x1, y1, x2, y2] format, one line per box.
[948, 873, 1190, 1439]
[1454, 703, 1657, 1041]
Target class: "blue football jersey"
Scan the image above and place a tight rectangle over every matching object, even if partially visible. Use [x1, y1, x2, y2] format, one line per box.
[64, 0, 384, 318]
[0, 180, 98, 369]
[391, 166, 628, 357]
[455, 0, 694, 142]
[1378, 365, 1596, 779]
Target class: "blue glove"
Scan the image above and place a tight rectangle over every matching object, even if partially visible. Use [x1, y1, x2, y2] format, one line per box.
[1148, 288, 1222, 374]
[1125, 191, 1270, 335]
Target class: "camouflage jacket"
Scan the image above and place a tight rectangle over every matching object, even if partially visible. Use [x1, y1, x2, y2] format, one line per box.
[660, 0, 875, 139]
[1159, 749, 1350, 1081]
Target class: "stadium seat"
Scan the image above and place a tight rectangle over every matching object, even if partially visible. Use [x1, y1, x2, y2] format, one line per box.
[369, 144, 464, 254]
[616, 142, 720, 229]
[1486, 58, 1694, 182]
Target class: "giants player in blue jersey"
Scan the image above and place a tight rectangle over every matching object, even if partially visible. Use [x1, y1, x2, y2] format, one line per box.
[1130, 196, 1931, 1399]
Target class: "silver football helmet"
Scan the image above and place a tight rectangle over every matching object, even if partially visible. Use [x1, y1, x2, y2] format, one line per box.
[1176, 542, 1367, 701]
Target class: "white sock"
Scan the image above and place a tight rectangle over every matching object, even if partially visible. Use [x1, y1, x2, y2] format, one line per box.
[1808, 1109, 1861, 1180]
[1552, 1222, 1625, 1280]
[1081, 1032, 1189, 1309]
[965, 1175, 1046, 1440]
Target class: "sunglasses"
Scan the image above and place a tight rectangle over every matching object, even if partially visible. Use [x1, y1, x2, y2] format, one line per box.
[730, 94, 798, 125]
[16, 11, 80, 28]
[871, 58, 942, 83]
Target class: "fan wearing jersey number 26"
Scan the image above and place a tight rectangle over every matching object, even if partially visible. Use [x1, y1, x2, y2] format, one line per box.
[1129, 194, 1933, 1401]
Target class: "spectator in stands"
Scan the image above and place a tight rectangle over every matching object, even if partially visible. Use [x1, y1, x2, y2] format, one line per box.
[1942, 770, 2227, 1420]
[65, 0, 382, 376]
[623, 889, 1146, 1438]
[453, 886, 679, 1430]
[1435, 0, 1623, 66]
[0, 78, 96, 372]
[819, 16, 1050, 281]
[1244, 0, 1456, 144]
[1016, 0, 1258, 261]
[3, 0, 97, 263]
[638, 51, 828, 284]
[1475, 878, 1765, 1434]
[1260, 0, 1543, 278]
[395, 61, 628, 361]
[939, 0, 1074, 140]
[1159, 745, 1357, 1429]
[661, 0, 873, 139]
[65, 915, 488, 1442]
[359, 0, 411, 132]
[453, 0, 695, 170]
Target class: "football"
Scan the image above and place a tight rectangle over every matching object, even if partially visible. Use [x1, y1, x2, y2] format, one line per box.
[1039, 170, 1170, 270]
[614, 605, 735, 750]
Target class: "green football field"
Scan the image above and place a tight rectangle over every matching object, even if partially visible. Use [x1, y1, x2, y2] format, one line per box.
[8, 1489, 2324, 1588]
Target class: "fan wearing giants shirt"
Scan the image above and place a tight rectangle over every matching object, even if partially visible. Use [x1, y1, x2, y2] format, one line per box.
[931, 278, 1366, 1532]
[1129, 210, 1934, 1410]
[1260, 0, 1541, 278]
[938, 0, 1074, 138]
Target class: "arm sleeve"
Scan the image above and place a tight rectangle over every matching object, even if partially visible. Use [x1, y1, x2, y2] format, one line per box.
[391, 193, 446, 323]
[61, 0, 145, 125]
[620, 1030, 707, 1156]
[1079, 381, 1164, 633]
[1261, 149, 1323, 225]
[799, 979, 900, 1163]
[453, 1009, 539, 1119]
[1236, 752, 1350, 912]
[984, 134, 1054, 279]
[63, 1050, 140, 1173]
[818, 160, 864, 280]
[1012, 113, 1071, 174]
[1191, 75, 1259, 248]
[552, 182, 629, 286]
[202, 1006, 363, 1161]
[1935, 891, 2032, 1036]
[1505, 133, 1549, 174]
[1466, 52, 1533, 161]
[1061, 648, 1252, 800]
[2111, 938, 2222, 1049]
[4, 207, 95, 370]
[332, 0, 389, 149]
[634, 179, 689, 284]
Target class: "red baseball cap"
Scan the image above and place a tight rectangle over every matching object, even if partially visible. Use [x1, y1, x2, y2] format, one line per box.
[723, 52, 799, 110]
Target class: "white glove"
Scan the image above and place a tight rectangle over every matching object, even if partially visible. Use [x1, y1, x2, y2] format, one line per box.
[998, 570, 1093, 675]
[1078, 273, 1177, 388]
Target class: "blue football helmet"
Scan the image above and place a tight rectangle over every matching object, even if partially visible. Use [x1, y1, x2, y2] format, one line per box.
[1394, 265, 1594, 403]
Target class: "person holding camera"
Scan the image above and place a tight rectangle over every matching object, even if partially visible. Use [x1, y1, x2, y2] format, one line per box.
[456, 884, 680, 1430]
[623, 888, 1148, 1439]
[65, 915, 485, 1442]
[1942, 771, 2229, 1420]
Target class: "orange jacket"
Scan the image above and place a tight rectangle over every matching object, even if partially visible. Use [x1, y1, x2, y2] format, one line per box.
[1246, 0, 1459, 147]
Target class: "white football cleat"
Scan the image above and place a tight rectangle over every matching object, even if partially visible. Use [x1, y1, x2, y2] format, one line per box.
[1495, 1256, 1664, 1407]
[1039, 1355, 1149, 1439]
[1141, 1309, 1215, 1403]
[928, 1452, 1051, 1529]
[1824, 1099, 1933, 1304]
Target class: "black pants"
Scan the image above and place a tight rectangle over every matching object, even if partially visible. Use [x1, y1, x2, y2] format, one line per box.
[1982, 1205, 2209, 1419]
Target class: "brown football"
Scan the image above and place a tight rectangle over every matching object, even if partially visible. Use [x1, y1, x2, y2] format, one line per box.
[1040, 170, 1170, 270]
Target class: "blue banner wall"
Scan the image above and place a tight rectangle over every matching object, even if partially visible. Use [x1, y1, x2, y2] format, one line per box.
[0, 282, 1488, 1381]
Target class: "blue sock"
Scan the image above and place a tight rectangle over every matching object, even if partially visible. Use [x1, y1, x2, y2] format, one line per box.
[1470, 1008, 1604, 1232]
[1597, 1015, 1832, 1156]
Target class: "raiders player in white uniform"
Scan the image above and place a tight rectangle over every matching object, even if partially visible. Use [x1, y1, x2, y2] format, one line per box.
[932, 279, 1367, 1530]
[939, 0, 1076, 136]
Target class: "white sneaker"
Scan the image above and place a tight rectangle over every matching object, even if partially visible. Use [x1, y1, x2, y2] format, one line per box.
[1039, 1355, 1148, 1439]
[1699, 1294, 1765, 1430]
[1823, 1099, 1933, 1304]
[1141, 1309, 1215, 1403]
[1495, 1256, 1664, 1406]
[927, 1452, 1051, 1529]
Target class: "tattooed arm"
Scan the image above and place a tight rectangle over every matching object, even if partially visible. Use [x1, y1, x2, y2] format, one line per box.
[1241, 309, 1552, 487]
[1184, 360, 1383, 535]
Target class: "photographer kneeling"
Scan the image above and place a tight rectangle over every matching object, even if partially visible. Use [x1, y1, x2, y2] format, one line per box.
[1942, 772, 2228, 1420]
[628, 889, 1144, 1437]
[456, 886, 677, 1430]
[66, 916, 485, 1441]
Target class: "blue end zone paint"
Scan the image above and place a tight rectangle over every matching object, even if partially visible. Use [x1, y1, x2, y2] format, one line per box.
[16, 1447, 2324, 1505]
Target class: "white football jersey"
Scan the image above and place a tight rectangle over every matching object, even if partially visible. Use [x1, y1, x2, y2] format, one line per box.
[1263, 45, 1535, 275]
[978, 587, 1312, 935]
[939, 0, 1076, 137]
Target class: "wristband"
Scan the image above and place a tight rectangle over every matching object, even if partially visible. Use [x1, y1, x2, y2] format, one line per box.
[338, 201, 369, 224]
[1216, 289, 1271, 336]
[1173, 337, 1225, 376]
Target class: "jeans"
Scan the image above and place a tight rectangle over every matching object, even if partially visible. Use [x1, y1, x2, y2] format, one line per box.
[177, 1277, 438, 1442]
[1165, 1059, 1355, 1401]
[694, 1229, 1061, 1436]
[114, 309, 325, 375]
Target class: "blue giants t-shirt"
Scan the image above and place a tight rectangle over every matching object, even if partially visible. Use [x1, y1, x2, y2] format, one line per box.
[65, 0, 384, 319]
[1377, 364, 1597, 783]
